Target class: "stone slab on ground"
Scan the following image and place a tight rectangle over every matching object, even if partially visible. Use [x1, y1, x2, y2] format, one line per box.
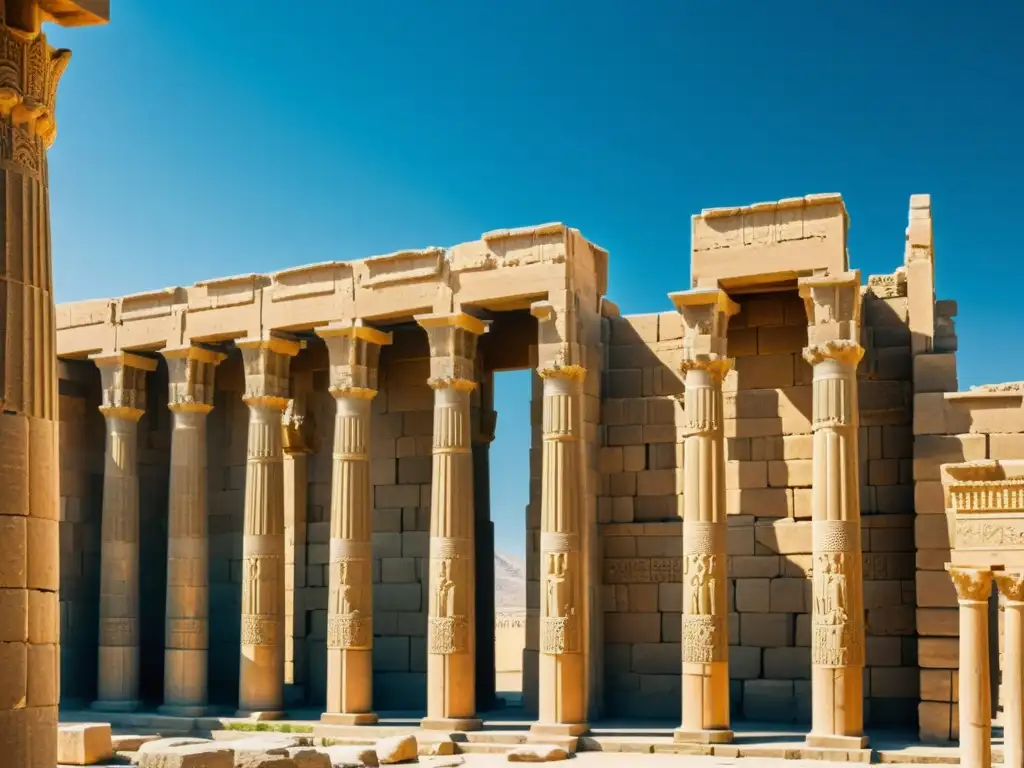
[321, 745, 380, 766]
[136, 741, 235, 768]
[112, 734, 162, 751]
[375, 733, 418, 764]
[57, 723, 115, 766]
[285, 746, 330, 768]
[507, 744, 568, 762]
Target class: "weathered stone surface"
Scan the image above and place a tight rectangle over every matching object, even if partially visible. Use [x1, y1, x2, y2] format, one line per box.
[321, 745, 379, 767]
[283, 748, 329, 768]
[112, 734, 162, 752]
[138, 738, 215, 755]
[57, 723, 114, 766]
[137, 741, 234, 768]
[374, 733, 418, 764]
[507, 744, 569, 762]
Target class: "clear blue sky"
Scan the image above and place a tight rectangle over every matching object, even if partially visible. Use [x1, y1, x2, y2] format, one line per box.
[47, 2, 1024, 555]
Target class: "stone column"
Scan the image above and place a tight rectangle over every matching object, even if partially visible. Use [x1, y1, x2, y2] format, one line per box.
[159, 345, 224, 715]
[416, 312, 486, 731]
[997, 571, 1024, 768]
[0, 3, 106, 764]
[473, 369, 497, 713]
[668, 289, 738, 744]
[799, 272, 868, 750]
[316, 320, 392, 725]
[236, 336, 301, 718]
[948, 566, 993, 768]
[90, 352, 156, 712]
[529, 301, 588, 738]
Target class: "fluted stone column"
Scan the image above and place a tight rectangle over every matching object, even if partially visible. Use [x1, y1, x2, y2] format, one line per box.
[416, 312, 486, 731]
[236, 336, 301, 718]
[529, 301, 589, 738]
[159, 345, 224, 715]
[997, 571, 1024, 768]
[91, 352, 156, 712]
[799, 272, 868, 750]
[669, 289, 738, 744]
[948, 566, 993, 768]
[0, 4, 106, 764]
[316, 320, 392, 725]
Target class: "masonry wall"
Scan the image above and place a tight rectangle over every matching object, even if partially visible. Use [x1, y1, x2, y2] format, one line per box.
[597, 286, 918, 725]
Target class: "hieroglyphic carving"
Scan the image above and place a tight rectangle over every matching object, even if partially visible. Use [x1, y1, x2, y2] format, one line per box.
[241, 554, 281, 647]
[812, 521, 864, 667]
[166, 618, 207, 650]
[429, 537, 471, 655]
[99, 617, 137, 647]
[682, 552, 725, 663]
[956, 520, 1024, 548]
[542, 551, 579, 654]
[328, 556, 372, 650]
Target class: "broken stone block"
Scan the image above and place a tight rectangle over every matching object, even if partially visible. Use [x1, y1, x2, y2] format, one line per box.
[56, 723, 114, 766]
[507, 744, 569, 762]
[138, 738, 215, 755]
[374, 733, 418, 764]
[136, 741, 235, 768]
[285, 747, 330, 768]
[234, 754, 298, 768]
[111, 733, 161, 752]
[322, 745, 379, 767]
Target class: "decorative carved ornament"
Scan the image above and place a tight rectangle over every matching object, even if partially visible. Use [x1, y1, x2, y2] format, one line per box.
[0, 24, 70, 148]
[944, 460, 1024, 556]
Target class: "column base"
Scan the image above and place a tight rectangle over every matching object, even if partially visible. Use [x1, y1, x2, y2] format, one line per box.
[673, 728, 733, 744]
[420, 717, 483, 732]
[158, 704, 211, 717]
[806, 733, 869, 749]
[320, 712, 378, 726]
[90, 700, 141, 713]
[529, 722, 589, 738]
[235, 710, 286, 721]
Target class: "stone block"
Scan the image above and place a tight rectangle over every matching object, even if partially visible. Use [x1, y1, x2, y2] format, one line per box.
[916, 608, 958, 636]
[912, 434, 987, 481]
[915, 570, 956, 609]
[661, 612, 681, 643]
[631, 642, 681, 674]
[375, 733, 417, 764]
[729, 645, 761, 679]
[137, 740, 234, 768]
[604, 612, 660, 644]
[726, 461, 767, 490]
[735, 579, 769, 613]
[914, 515, 949, 550]
[743, 679, 795, 722]
[728, 555, 779, 579]
[627, 584, 658, 613]
[914, 480, 945, 515]
[918, 701, 953, 742]
[599, 447, 623, 473]
[57, 723, 114, 766]
[727, 525, 755, 556]
[508, 744, 569, 762]
[758, 325, 806, 355]
[920, 669, 953, 702]
[734, 353, 795, 390]
[913, 353, 958, 393]
[754, 520, 811, 555]
[990, 433, 1024, 460]
[636, 469, 674, 496]
[769, 578, 807, 613]
[622, 445, 646, 472]
[729, 488, 792, 518]
[767, 459, 812, 488]
[919, 638, 958, 669]
[763, 647, 810, 679]
[740, 613, 793, 647]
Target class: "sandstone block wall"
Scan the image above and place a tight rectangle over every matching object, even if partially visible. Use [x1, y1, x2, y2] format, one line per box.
[598, 287, 917, 724]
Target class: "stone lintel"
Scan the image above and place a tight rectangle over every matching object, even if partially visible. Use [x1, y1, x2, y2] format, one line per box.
[161, 344, 226, 365]
[482, 222, 566, 242]
[699, 192, 846, 221]
[235, 335, 303, 358]
[89, 351, 158, 372]
[194, 273, 268, 290]
[316, 319, 393, 347]
[39, 0, 109, 27]
[271, 260, 350, 281]
[415, 311, 488, 336]
[942, 459, 1024, 485]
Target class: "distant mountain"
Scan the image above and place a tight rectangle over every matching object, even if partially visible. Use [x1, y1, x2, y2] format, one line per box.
[495, 551, 526, 610]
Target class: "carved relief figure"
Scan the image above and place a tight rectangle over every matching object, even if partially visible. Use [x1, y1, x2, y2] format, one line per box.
[816, 553, 848, 625]
[546, 552, 572, 619]
[436, 558, 456, 618]
[687, 554, 717, 616]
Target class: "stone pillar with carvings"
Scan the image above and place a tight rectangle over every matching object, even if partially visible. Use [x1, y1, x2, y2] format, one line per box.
[668, 288, 738, 744]
[997, 571, 1024, 768]
[948, 566, 993, 768]
[799, 272, 868, 749]
[91, 352, 156, 712]
[159, 345, 224, 715]
[529, 300, 589, 738]
[316, 321, 392, 725]
[0, 3, 106, 763]
[236, 336, 301, 718]
[416, 312, 486, 731]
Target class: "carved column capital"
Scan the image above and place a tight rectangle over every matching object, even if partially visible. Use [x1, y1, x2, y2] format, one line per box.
[669, 287, 738, 376]
[803, 339, 864, 367]
[91, 351, 157, 421]
[947, 565, 993, 604]
[799, 271, 863, 363]
[236, 336, 301, 410]
[162, 345, 225, 414]
[996, 571, 1024, 604]
[415, 312, 485, 391]
[316, 319, 392, 399]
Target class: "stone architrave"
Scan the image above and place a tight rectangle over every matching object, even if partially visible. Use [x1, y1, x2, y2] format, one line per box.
[529, 300, 589, 738]
[948, 566, 993, 768]
[997, 571, 1024, 768]
[236, 335, 301, 718]
[159, 345, 224, 716]
[799, 272, 868, 750]
[90, 351, 157, 712]
[415, 312, 487, 731]
[316, 320, 392, 726]
[668, 288, 738, 744]
[0, 3, 107, 764]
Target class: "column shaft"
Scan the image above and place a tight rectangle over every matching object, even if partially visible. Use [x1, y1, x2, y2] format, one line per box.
[996, 573, 1024, 768]
[532, 368, 588, 737]
[324, 393, 377, 724]
[677, 365, 731, 742]
[808, 356, 866, 747]
[161, 408, 211, 714]
[238, 400, 288, 716]
[425, 383, 479, 727]
[95, 412, 143, 709]
[948, 567, 993, 768]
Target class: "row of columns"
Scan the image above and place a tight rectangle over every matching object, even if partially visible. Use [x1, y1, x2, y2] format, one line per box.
[947, 566, 1024, 768]
[669, 272, 868, 747]
[85, 308, 590, 735]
